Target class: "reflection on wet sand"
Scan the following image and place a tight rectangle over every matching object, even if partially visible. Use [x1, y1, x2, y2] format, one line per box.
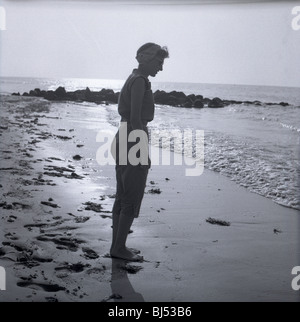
[110, 258, 144, 302]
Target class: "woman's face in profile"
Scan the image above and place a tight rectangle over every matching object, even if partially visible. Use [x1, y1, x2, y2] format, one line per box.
[146, 58, 164, 77]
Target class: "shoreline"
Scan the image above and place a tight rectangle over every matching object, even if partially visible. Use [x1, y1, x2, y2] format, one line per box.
[0, 96, 299, 302]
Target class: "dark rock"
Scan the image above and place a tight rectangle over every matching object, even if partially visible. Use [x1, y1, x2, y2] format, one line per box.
[194, 99, 204, 108]
[15, 85, 291, 110]
[28, 88, 43, 97]
[187, 94, 196, 102]
[168, 95, 180, 106]
[195, 94, 204, 101]
[74, 90, 86, 101]
[235, 100, 243, 104]
[65, 92, 76, 101]
[34, 88, 42, 95]
[253, 100, 262, 106]
[227, 100, 243, 105]
[101, 89, 118, 103]
[29, 90, 38, 96]
[208, 97, 224, 108]
[202, 97, 211, 105]
[85, 88, 98, 102]
[170, 91, 188, 106]
[153, 90, 170, 105]
[183, 100, 193, 108]
[169, 90, 186, 100]
[279, 102, 289, 106]
[44, 91, 57, 101]
[12, 92, 20, 96]
[55, 86, 67, 98]
[154, 90, 180, 106]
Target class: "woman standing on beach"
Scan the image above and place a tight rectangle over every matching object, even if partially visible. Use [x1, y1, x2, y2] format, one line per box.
[110, 43, 169, 261]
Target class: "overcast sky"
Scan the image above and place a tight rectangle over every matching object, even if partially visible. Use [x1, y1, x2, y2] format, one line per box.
[0, 0, 299, 87]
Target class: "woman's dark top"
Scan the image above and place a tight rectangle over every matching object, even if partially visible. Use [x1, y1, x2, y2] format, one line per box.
[118, 69, 155, 124]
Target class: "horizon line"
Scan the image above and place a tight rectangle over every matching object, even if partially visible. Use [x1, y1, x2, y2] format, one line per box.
[1, 75, 300, 89]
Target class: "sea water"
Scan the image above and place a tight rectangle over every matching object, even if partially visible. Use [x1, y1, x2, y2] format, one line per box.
[0, 76, 299, 210]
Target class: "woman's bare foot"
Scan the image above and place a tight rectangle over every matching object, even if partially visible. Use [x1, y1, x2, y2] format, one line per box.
[110, 247, 143, 262]
[126, 247, 141, 254]
[110, 246, 141, 255]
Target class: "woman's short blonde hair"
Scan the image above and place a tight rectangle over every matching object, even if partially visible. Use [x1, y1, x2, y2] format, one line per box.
[136, 42, 169, 63]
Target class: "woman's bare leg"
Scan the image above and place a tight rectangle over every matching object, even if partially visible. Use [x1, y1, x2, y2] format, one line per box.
[110, 213, 143, 261]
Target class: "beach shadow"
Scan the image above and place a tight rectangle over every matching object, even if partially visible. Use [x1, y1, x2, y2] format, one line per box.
[110, 258, 145, 302]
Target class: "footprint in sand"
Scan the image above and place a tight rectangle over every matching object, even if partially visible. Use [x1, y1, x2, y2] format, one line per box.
[75, 216, 90, 223]
[24, 218, 69, 230]
[36, 235, 84, 252]
[17, 281, 65, 292]
[41, 201, 60, 208]
[119, 264, 143, 274]
[82, 247, 99, 260]
[2, 241, 31, 253]
[4, 232, 19, 240]
[55, 262, 90, 273]
[7, 215, 17, 223]
[45, 297, 59, 302]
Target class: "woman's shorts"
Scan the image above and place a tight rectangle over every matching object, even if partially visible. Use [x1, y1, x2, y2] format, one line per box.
[112, 164, 149, 218]
[111, 122, 150, 218]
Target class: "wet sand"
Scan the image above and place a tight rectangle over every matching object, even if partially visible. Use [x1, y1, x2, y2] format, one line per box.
[0, 95, 299, 302]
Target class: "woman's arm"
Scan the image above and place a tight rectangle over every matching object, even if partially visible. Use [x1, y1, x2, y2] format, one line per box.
[129, 77, 149, 165]
[130, 77, 146, 131]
